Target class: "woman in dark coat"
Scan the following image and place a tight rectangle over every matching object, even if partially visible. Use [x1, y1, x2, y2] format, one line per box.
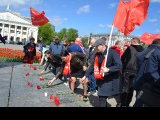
[23, 37, 36, 64]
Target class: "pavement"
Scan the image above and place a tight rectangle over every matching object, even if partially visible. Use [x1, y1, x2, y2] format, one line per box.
[0, 43, 136, 107]
[0, 62, 92, 107]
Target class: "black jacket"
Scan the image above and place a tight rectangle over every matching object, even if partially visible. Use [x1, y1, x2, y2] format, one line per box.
[0, 34, 5, 44]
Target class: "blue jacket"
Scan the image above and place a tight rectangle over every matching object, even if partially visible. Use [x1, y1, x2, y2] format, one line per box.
[49, 42, 64, 55]
[134, 44, 160, 91]
[68, 44, 85, 54]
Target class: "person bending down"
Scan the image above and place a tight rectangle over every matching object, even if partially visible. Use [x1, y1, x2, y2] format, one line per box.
[48, 50, 89, 101]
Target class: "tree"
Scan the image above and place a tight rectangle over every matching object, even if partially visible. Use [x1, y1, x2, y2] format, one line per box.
[81, 37, 89, 48]
[38, 23, 56, 45]
[58, 28, 67, 41]
[66, 28, 78, 42]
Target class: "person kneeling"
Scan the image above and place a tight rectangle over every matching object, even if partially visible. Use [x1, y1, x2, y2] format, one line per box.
[48, 50, 89, 101]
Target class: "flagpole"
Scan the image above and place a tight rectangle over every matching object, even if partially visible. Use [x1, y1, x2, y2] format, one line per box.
[103, 25, 114, 77]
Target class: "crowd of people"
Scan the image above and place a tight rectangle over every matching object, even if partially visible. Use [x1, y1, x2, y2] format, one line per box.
[2, 32, 159, 107]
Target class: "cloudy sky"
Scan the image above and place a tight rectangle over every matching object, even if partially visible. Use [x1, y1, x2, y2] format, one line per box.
[0, 0, 160, 37]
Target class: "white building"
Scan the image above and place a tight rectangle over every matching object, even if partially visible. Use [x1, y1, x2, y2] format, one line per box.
[91, 31, 137, 46]
[0, 5, 38, 43]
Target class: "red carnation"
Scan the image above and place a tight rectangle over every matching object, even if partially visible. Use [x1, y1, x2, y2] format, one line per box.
[39, 77, 44, 81]
[37, 85, 41, 90]
[54, 96, 60, 106]
[33, 66, 36, 70]
[30, 84, 33, 87]
[50, 95, 54, 99]
[27, 82, 31, 85]
[26, 73, 29, 76]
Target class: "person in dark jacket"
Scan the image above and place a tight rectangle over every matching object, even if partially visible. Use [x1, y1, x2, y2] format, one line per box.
[23, 37, 36, 64]
[120, 37, 144, 107]
[0, 29, 6, 44]
[81, 38, 122, 107]
[133, 38, 160, 107]
[48, 50, 88, 101]
[39, 50, 63, 80]
[86, 38, 97, 95]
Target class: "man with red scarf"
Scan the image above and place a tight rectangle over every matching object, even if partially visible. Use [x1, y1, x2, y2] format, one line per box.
[81, 38, 122, 107]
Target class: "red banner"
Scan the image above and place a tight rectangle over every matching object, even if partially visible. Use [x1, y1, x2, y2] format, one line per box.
[139, 33, 160, 44]
[113, 0, 150, 36]
[30, 7, 49, 26]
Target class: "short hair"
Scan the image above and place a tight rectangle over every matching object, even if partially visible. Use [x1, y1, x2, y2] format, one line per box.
[101, 37, 107, 41]
[60, 50, 69, 57]
[29, 37, 35, 41]
[152, 38, 160, 45]
[115, 40, 121, 45]
[131, 37, 140, 44]
[70, 39, 75, 42]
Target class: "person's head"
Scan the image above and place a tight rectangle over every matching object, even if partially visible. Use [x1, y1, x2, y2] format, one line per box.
[131, 37, 140, 45]
[38, 45, 43, 51]
[70, 39, 75, 45]
[44, 50, 51, 58]
[54, 36, 59, 43]
[93, 38, 106, 53]
[29, 37, 35, 43]
[63, 40, 68, 46]
[60, 50, 69, 62]
[101, 37, 107, 41]
[152, 38, 160, 46]
[115, 40, 122, 48]
[75, 37, 83, 46]
[90, 38, 96, 46]
[123, 45, 128, 52]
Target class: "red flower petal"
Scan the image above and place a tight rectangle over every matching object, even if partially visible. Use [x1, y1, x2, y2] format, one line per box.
[26, 73, 29, 76]
[30, 84, 33, 87]
[33, 66, 36, 70]
[39, 77, 44, 81]
[37, 85, 41, 90]
[50, 95, 53, 99]
[27, 82, 30, 85]
[54, 96, 60, 106]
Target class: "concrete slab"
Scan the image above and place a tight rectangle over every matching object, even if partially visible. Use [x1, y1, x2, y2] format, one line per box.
[0, 62, 12, 107]
[7, 63, 91, 107]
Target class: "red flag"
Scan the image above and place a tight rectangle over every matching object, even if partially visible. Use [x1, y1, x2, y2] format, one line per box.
[30, 7, 49, 26]
[139, 33, 160, 45]
[113, 0, 150, 36]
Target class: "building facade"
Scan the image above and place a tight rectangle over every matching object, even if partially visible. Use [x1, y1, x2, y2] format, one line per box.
[0, 5, 38, 43]
[91, 31, 137, 46]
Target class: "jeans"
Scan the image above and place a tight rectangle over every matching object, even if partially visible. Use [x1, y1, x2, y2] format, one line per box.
[87, 73, 96, 93]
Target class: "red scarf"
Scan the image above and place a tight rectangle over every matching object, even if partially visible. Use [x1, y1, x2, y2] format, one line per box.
[94, 55, 106, 80]
[63, 53, 72, 75]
